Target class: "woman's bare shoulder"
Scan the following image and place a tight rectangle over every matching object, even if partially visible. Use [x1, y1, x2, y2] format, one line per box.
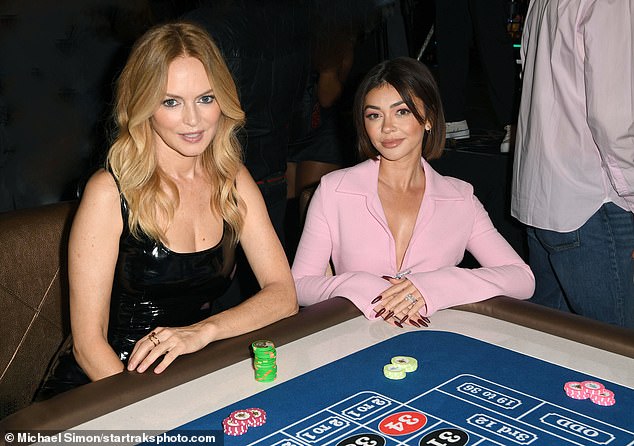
[76, 169, 121, 217]
[82, 169, 118, 197]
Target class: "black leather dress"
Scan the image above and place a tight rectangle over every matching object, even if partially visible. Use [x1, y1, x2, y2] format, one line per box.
[109, 196, 236, 362]
[35, 191, 236, 400]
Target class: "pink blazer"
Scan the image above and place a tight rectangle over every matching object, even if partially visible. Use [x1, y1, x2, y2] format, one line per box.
[292, 158, 535, 318]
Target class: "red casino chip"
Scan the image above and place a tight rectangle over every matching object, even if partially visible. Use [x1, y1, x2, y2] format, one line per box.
[564, 381, 588, 400]
[246, 408, 267, 426]
[229, 410, 252, 424]
[590, 389, 616, 406]
[223, 417, 248, 436]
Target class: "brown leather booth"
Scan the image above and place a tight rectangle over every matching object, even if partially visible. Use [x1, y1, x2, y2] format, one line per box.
[0, 201, 77, 419]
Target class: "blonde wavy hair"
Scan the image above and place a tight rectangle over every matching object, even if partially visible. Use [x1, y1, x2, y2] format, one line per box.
[107, 22, 245, 244]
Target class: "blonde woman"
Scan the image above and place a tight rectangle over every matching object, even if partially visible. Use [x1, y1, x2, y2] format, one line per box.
[38, 22, 297, 398]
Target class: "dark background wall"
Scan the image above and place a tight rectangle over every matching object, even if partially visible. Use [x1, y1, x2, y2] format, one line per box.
[0, 0, 525, 263]
[0, 0, 203, 212]
[0, 0, 411, 212]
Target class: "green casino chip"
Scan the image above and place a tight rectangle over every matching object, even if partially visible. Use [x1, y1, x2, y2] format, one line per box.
[391, 356, 418, 372]
[252, 340, 275, 350]
[251, 339, 277, 383]
[383, 364, 406, 380]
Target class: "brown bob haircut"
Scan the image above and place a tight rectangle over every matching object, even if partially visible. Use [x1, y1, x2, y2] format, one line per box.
[353, 57, 445, 161]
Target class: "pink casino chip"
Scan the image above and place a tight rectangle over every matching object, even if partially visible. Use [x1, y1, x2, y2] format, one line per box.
[246, 408, 267, 427]
[564, 382, 588, 400]
[581, 381, 605, 396]
[591, 389, 616, 406]
[223, 416, 248, 436]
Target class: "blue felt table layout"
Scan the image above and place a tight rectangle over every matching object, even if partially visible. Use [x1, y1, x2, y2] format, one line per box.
[172, 331, 634, 446]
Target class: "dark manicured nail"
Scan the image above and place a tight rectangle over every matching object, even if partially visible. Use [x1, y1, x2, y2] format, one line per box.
[418, 318, 429, 327]
[371, 295, 382, 304]
[381, 275, 392, 281]
[384, 311, 394, 320]
[422, 316, 431, 324]
[394, 321, 403, 328]
[399, 314, 409, 324]
[374, 308, 385, 318]
[410, 320, 420, 328]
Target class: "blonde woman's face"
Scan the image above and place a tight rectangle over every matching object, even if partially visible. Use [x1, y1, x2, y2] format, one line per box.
[151, 56, 221, 161]
[363, 84, 430, 163]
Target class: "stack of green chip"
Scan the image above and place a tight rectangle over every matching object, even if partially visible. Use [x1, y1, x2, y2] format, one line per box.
[252, 340, 277, 382]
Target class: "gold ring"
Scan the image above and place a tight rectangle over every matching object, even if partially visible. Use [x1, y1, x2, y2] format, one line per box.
[148, 333, 160, 347]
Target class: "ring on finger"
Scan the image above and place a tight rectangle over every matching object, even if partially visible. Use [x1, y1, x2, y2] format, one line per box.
[404, 293, 418, 304]
[148, 333, 160, 347]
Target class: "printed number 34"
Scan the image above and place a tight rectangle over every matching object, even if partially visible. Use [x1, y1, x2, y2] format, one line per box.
[384, 414, 420, 432]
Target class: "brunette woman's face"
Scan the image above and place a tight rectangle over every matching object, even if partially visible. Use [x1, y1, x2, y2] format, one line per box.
[363, 83, 431, 162]
[151, 56, 221, 160]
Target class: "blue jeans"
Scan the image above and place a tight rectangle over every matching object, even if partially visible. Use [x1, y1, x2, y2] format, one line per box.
[527, 202, 634, 328]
